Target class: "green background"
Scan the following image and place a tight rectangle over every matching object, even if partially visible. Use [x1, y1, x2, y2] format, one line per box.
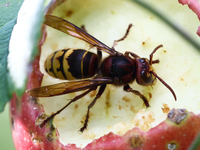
[0, 104, 15, 150]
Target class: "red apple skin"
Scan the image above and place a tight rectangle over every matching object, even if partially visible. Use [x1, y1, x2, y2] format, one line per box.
[10, 56, 80, 150]
[178, 0, 200, 36]
[9, 1, 200, 147]
[84, 110, 200, 150]
[10, 52, 200, 150]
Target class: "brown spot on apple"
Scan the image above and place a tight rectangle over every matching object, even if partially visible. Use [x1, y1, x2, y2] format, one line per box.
[105, 88, 111, 116]
[106, 101, 111, 108]
[130, 105, 137, 113]
[74, 104, 78, 109]
[66, 10, 73, 17]
[168, 108, 188, 124]
[148, 92, 152, 99]
[35, 113, 48, 126]
[46, 132, 54, 141]
[129, 134, 143, 148]
[50, 43, 58, 51]
[122, 95, 131, 103]
[113, 116, 119, 118]
[119, 105, 122, 110]
[89, 89, 97, 97]
[161, 103, 170, 113]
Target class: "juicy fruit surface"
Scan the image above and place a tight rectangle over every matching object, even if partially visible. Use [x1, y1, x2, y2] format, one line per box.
[39, 0, 200, 147]
[10, 0, 200, 149]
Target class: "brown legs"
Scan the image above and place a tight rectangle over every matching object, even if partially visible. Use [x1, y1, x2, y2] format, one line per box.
[38, 87, 97, 129]
[38, 85, 106, 132]
[80, 84, 106, 132]
[124, 84, 150, 107]
[39, 83, 151, 132]
[112, 24, 133, 49]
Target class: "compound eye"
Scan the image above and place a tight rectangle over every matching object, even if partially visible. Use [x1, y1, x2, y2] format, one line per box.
[141, 70, 156, 85]
[136, 58, 156, 86]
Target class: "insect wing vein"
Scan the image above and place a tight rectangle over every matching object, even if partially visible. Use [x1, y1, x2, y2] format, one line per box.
[44, 15, 116, 55]
[27, 78, 113, 97]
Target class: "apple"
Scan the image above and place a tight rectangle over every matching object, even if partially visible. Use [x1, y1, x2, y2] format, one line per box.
[9, 0, 200, 149]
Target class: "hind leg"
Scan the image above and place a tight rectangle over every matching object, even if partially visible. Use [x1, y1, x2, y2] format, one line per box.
[112, 24, 133, 49]
[38, 87, 97, 128]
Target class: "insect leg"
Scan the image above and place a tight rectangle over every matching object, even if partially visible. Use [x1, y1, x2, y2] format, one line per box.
[112, 24, 133, 49]
[149, 44, 163, 65]
[80, 84, 106, 132]
[38, 87, 97, 128]
[124, 51, 139, 58]
[123, 84, 150, 107]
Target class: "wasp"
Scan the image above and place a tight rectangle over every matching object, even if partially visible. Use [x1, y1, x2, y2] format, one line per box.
[27, 15, 177, 132]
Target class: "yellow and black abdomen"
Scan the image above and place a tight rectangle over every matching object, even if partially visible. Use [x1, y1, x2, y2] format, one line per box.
[45, 49, 99, 80]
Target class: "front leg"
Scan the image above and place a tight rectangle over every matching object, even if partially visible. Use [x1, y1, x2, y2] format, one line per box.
[123, 84, 150, 107]
[124, 51, 139, 58]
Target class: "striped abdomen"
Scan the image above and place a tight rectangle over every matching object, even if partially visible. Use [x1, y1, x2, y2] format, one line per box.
[45, 49, 99, 80]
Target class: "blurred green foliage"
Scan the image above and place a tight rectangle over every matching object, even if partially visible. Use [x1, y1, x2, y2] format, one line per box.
[0, 104, 15, 150]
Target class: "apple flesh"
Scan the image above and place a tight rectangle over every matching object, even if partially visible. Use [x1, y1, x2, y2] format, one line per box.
[9, 0, 200, 149]
[10, 56, 79, 150]
[10, 56, 200, 150]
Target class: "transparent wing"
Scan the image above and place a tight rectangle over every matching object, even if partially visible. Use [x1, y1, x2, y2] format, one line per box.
[44, 15, 117, 55]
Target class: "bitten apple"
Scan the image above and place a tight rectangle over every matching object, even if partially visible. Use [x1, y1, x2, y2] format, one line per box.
[9, 0, 200, 149]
